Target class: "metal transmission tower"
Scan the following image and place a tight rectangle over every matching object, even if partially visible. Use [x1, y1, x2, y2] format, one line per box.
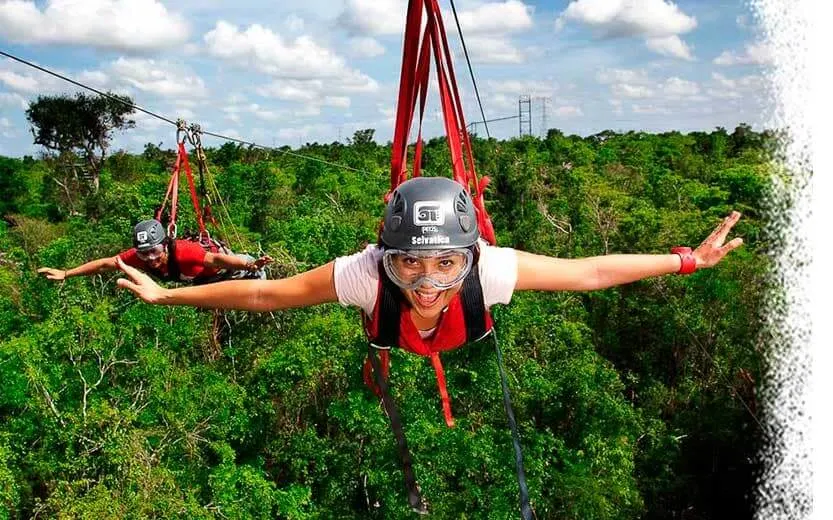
[518, 95, 532, 137]
[535, 96, 552, 138]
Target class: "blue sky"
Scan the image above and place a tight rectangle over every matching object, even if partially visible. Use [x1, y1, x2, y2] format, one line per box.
[0, 0, 773, 157]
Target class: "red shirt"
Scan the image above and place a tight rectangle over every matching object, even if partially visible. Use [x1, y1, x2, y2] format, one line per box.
[119, 240, 220, 281]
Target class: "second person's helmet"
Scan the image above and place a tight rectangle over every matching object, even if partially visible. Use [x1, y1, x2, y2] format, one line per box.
[133, 219, 167, 251]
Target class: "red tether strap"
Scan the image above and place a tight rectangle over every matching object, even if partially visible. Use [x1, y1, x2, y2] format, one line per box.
[430, 352, 455, 427]
[388, 0, 496, 245]
[156, 146, 183, 232]
[389, 0, 424, 196]
[177, 141, 207, 236]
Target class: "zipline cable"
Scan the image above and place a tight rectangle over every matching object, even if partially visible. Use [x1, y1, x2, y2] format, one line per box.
[449, 0, 490, 139]
[0, 50, 178, 126]
[0, 49, 376, 177]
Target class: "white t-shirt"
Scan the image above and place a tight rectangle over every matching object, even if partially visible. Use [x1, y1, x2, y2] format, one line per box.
[333, 241, 518, 319]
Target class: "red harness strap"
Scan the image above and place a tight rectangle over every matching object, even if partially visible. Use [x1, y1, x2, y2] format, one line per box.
[157, 146, 180, 231]
[155, 139, 209, 241]
[177, 141, 208, 238]
[388, 0, 495, 245]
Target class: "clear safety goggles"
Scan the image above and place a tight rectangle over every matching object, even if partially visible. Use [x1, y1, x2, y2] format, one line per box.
[382, 248, 474, 290]
[136, 244, 165, 262]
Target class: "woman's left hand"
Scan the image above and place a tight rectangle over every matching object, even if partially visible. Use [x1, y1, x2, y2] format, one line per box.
[116, 257, 167, 304]
[693, 211, 744, 269]
[252, 255, 274, 270]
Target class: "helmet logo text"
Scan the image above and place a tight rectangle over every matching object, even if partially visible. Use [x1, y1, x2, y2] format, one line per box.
[412, 235, 450, 245]
[414, 201, 445, 226]
[136, 231, 148, 242]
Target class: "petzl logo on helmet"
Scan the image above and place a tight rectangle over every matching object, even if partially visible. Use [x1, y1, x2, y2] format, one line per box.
[136, 231, 148, 243]
[413, 201, 445, 226]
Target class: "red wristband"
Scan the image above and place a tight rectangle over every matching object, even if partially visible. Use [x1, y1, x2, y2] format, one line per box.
[671, 247, 697, 275]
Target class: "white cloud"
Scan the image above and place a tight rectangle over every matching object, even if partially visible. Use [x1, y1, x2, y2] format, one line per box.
[713, 42, 773, 66]
[486, 93, 520, 111]
[172, 107, 196, 120]
[662, 76, 700, 98]
[77, 70, 110, 88]
[736, 14, 750, 29]
[707, 72, 762, 100]
[250, 105, 284, 122]
[348, 37, 386, 58]
[378, 104, 396, 124]
[0, 59, 74, 95]
[324, 96, 351, 108]
[284, 13, 305, 32]
[598, 67, 654, 98]
[0, 69, 40, 94]
[486, 79, 555, 96]
[203, 21, 378, 112]
[107, 58, 209, 99]
[557, 0, 696, 37]
[456, 0, 533, 34]
[612, 83, 654, 98]
[0, 91, 28, 109]
[336, 0, 406, 36]
[0, 0, 189, 52]
[466, 36, 525, 64]
[204, 21, 376, 87]
[596, 67, 648, 84]
[217, 128, 242, 139]
[554, 105, 583, 117]
[132, 110, 170, 131]
[645, 35, 694, 60]
[221, 102, 289, 125]
[557, 0, 696, 60]
[0, 117, 11, 128]
[631, 103, 671, 115]
[277, 123, 335, 142]
[599, 68, 703, 107]
[258, 77, 375, 100]
[337, 0, 533, 38]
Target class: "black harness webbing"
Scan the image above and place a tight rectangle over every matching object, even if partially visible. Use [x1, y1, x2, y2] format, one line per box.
[367, 346, 429, 514]
[367, 264, 533, 517]
[165, 239, 181, 282]
[491, 328, 533, 520]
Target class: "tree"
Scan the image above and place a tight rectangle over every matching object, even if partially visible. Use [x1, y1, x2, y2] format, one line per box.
[25, 92, 135, 193]
[0, 157, 25, 216]
[348, 128, 376, 148]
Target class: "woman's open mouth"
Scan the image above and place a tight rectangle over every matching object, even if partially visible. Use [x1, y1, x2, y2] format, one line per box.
[413, 289, 442, 308]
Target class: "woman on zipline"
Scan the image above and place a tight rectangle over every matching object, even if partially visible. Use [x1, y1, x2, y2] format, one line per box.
[116, 175, 742, 335]
[39, 218, 273, 284]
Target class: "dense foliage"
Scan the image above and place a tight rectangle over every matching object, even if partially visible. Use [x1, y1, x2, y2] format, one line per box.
[1, 125, 777, 519]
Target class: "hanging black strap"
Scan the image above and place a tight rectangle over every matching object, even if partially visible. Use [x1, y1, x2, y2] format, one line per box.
[491, 328, 533, 520]
[376, 267, 403, 347]
[458, 263, 489, 341]
[367, 346, 429, 515]
[166, 239, 181, 282]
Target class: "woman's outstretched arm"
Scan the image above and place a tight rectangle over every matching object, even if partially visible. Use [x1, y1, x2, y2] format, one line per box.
[116, 257, 338, 312]
[516, 211, 743, 292]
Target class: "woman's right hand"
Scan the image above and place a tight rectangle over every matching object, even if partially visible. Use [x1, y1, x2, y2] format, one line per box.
[37, 267, 66, 281]
[116, 257, 167, 304]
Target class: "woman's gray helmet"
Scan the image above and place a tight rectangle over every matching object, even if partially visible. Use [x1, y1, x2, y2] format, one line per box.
[133, 219, 167, 251]
[380, 177, 479, 250]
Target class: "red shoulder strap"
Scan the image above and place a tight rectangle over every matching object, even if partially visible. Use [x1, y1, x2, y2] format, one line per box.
[387, 0, 495, 245]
